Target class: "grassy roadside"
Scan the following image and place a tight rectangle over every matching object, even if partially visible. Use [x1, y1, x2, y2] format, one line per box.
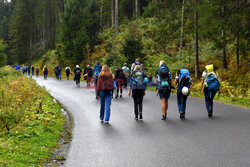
[0, 67, 66, 166]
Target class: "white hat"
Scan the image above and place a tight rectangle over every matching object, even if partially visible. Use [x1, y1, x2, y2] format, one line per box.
[76, 65, 79, 68]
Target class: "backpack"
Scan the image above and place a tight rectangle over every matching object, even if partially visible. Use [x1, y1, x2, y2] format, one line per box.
[204, 64, 220, 92]
[206, 72, 220, 92]
[118, 71, 125, 79]
[44, 67, 48, 73]
[157, 65, 170, 89]
[131, 71, 145, 89]
[75, 69, 81, 77]
[101, 78, 114, 92]
[179, 69, 191, 89]
[66, 67, 70, 73]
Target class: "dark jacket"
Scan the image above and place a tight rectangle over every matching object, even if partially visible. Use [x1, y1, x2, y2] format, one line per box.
[74, 68, 82, 80]
[84, 67, 93, 77]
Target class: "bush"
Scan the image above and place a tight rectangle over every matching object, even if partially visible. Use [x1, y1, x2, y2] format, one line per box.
[0, 67, 65, 166]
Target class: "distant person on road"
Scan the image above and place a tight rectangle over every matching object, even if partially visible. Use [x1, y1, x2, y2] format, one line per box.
[201, 63, 221, 118]
[114, 67, 125, 98]
[74, 65, 82, 87]
[54, 65, 59, 80]
[97, 65, 114, 124]
[43, 65, 49, 80]
[122, 63, 130, 89]
[147, 73, 155, 86]
[27, 66, 31, 75]
[36, 68, 39, 77]
[175, 67, 192, 119]
[128, 65, 148, 120]
[65, 66, 71, 80]
[31, 65, 35, 75]
[155, 60, 172, 120]
[57, 65, 62, 80]
[83, 65, 93, 87]
[131, 58, 144, 72]
[22, 66, 26, 75]
[94, 62, 102, 98]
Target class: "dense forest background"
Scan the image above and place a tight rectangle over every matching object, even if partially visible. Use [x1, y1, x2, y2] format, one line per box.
[0, 0, 249, 83]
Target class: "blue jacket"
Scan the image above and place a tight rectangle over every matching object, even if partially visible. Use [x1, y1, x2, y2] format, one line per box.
[94, 62, 102, 78]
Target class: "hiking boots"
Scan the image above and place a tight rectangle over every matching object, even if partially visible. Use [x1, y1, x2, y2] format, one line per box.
[180, 113, 185, 119]
[161, 115, 166, 120]
[139, 114, 143, 120]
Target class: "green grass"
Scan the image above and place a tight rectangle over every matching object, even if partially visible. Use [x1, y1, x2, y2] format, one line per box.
[0, 67, 66, 167]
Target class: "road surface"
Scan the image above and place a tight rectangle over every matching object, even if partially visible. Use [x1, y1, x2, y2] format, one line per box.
[35, 77, 250, 167]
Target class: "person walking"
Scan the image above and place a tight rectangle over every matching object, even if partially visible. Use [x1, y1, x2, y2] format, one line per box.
[84, 65, 93, 87]
[201, 63, 221, 118]
[155, 60, 172, 120]
[43, 65, 49, 80]
[36, 68, 39, 77]
[97, 65, 114, 124]
[147, 73, 155, 86]
[65, 66, 71, 80]
[58, 65, 62, 80]
[31, 65, 35, 75]
[114, 67, 125, 98]
[175, 67, 192, 119]
[74, 65, 82, 87]
[54, 65, 59, 80]
[122, 63, 130, 89]
[128, 65, 148, 120]
[27, 66, 31, 75]
[131, 58, 144, 72]
[94, 62, 102, 99]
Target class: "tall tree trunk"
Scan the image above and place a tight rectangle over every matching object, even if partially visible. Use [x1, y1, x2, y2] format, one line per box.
[115, 0, 118, 33]
[111, 0, 114, 27]
[236, 32, 239, 69]
[194, 0, 199, 80]
[221, 5, 227, 69]
[100, 0, 103, 28]
[42, 2, 45, 50]
[135, 0, 138, 18]
[179, 0, 185, 57]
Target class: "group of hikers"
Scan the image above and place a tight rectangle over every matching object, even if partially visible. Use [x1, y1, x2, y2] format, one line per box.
[18, 58, 221, 124]
[20, 65, 40, 77]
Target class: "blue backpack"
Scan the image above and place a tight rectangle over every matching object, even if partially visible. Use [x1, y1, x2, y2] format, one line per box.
[179, 69, 191, 89]
[206, 73, 220, 92]
[157, 65, 171, 89]
[131, 71, 146, 90]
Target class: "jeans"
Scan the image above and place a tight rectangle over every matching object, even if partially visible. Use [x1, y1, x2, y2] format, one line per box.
[100, 91, 112, 122]
[177, 91, 188, 114]
[204, 87, 217, 113]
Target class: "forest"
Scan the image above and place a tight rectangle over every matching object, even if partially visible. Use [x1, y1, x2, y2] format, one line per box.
[0, 0, 249, 104]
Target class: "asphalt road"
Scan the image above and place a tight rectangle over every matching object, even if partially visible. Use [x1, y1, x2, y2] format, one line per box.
[35, 77, 250, 167]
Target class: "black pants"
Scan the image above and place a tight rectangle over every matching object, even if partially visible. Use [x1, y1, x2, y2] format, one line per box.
[66, 72, 70, 80]
[44, 73, 48, 79]
[132, 89, 144, 116]
[116, 88, 123, 95]
[116, 80, 123, 96]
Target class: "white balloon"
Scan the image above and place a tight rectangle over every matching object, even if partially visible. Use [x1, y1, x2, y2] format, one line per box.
[182, 87, 189, 96]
